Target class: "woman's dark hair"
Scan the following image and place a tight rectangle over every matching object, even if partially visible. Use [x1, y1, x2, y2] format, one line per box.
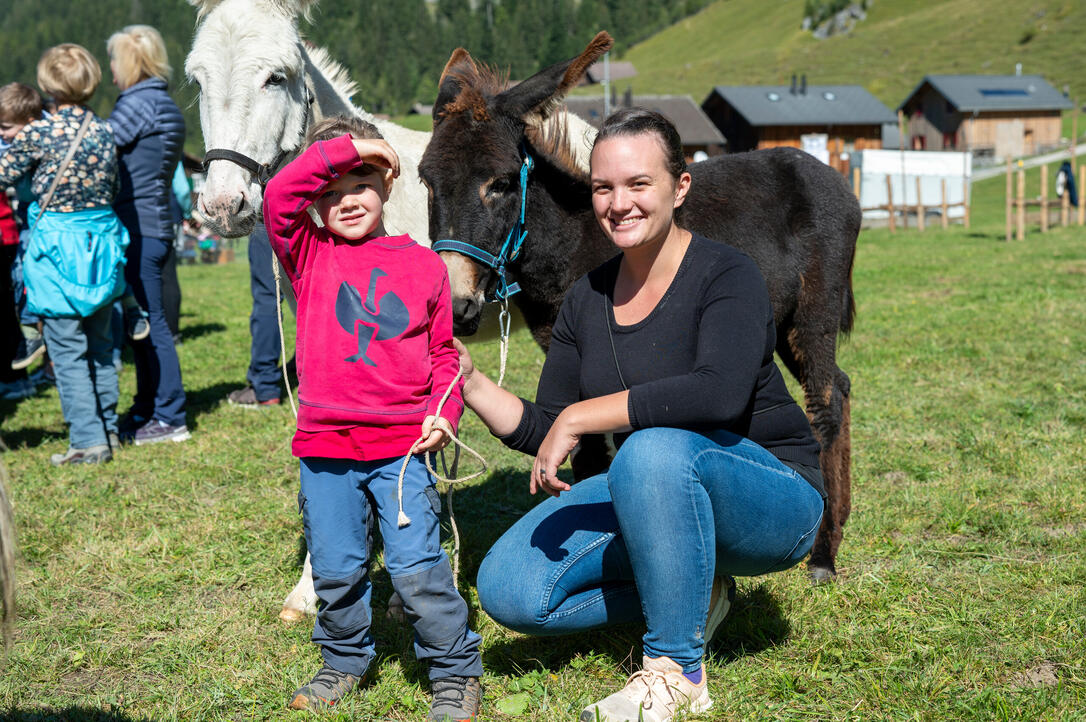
[592, 107, 687, 180]
[305, 114, 383, 147]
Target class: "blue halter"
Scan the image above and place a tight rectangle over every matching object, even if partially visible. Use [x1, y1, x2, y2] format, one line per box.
[431, 147, 534, 302]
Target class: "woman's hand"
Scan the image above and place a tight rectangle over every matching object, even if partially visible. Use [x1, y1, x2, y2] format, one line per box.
[350, 137, 400, 179]
[413, 415, 453, 454]
[531, 410, 578, 497]
[452, 338, 474, 386]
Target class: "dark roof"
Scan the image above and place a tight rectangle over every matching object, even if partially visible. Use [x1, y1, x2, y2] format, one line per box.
[899, 74, 1073, 113]
[703, 85, 897, 126]
[563, 95, 724, 146]
[584, 61, 638, 84]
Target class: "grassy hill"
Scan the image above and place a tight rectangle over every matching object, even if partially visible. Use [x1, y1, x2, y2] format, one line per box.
[582, 0, 1086, 110]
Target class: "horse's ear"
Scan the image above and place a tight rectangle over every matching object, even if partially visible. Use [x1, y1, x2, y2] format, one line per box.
[433, 48, 477, 126]
[189, 0, 318, 19]
[187, 0, 224, 16]
[494, 31, 613, 126]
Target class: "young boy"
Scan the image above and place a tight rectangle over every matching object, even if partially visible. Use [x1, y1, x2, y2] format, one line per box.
[263, 115, 482, 721]
[0, 82, 47, 371]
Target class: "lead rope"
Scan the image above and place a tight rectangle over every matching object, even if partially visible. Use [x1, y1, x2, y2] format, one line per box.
[272, 255, 487, 587]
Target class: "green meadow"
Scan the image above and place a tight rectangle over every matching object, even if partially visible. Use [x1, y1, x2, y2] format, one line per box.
[1, 167, 1083, 719]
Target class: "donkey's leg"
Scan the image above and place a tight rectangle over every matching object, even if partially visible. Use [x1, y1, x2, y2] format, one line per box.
[279, 552, 318, 622]
[807, 373, 851, 582]
[777, 325, 851, 582]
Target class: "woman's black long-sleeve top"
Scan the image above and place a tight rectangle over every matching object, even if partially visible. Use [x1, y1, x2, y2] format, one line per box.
[500, 234, 826, 498]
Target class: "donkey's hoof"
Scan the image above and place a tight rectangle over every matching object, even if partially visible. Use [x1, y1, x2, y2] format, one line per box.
[386, 592, 407, 623]
[808, 565, 836, 585]
[279, 606, 307, 624]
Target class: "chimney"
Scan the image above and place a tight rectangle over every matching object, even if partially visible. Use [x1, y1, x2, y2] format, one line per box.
[800, 74, 807, 95]
[790, 74, 797, 95]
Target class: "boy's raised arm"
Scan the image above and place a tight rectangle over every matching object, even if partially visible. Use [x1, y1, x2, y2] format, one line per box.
[262, 133, 367, 280]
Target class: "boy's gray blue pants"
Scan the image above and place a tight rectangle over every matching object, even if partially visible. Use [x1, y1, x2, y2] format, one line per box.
[299, 455, 482, 680]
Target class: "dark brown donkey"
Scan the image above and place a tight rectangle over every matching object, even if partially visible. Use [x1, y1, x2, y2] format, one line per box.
[418, 32, 858, 581]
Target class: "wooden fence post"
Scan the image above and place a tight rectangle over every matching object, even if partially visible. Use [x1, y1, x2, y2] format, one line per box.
[1061, 189, 1070, 227]
[1016, 165, 1026, 241]
[1040, 165, 1048, 233]
[852, 167, 861, 201]
[941, 178, 949, 229]
[885, 174, 895, 232]
[915, 177, 925, 232]
[1005, 160, 1012, 241]
[1080, 165, 1085, 226]
[962, 176, 970, 229]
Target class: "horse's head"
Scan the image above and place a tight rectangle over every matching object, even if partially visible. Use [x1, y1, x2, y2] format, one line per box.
[186, 0, 318, 236]
[418, 32, 611, 335]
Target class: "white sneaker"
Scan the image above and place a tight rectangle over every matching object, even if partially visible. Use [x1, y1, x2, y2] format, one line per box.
[580, 655, 712, 722]
[706, 575, 736, 643]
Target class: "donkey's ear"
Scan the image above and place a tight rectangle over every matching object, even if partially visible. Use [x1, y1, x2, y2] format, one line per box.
[433, 48, 477, 126]
[494, 32, 613, 125]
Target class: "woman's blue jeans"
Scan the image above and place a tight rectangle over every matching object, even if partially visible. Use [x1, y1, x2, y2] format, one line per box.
[41, 304, 118, 449]
[476, 428, 825, 673]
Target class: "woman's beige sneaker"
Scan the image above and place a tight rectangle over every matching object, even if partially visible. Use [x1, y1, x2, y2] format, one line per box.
[580, 655, 712, 722]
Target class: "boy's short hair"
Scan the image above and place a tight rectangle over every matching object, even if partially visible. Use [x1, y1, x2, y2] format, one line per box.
[305, 114, 384, 147]
[37, 44, 101, 105]
[107, 25, 171, 90]
[307, 115, 390, 182]
[0, 83, 44, 124]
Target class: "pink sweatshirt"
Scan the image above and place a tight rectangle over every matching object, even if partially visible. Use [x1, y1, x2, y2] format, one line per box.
[263, 134, 463, 460]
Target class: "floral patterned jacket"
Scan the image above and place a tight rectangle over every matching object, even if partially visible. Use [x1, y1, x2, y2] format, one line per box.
[0, 105, 118, 213]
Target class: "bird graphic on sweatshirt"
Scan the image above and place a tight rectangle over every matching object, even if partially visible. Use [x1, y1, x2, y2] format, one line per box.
[335, 268, 409, 365]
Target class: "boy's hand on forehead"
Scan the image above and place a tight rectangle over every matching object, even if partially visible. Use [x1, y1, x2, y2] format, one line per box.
[350, 137, 400, 180]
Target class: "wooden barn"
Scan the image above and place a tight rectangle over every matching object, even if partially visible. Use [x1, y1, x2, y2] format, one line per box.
[898, 74, 1072, 160]
[564, 93, 725, 161]
[701, 79, 896, 174]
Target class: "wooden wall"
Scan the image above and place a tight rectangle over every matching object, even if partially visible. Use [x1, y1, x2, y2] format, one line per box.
[755, 124, 884, 174]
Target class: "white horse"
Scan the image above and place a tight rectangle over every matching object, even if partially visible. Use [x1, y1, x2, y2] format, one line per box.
[186, 0, 597, 623]
[186, 0, 431, 241]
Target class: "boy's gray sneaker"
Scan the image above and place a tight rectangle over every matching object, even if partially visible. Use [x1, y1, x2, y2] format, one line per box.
[428, 675, 481, 721]
[287, 664, 360, 710]
[50, 444, 112, 466]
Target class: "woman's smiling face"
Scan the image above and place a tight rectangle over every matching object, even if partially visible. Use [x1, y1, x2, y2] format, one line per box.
[589, 132, 691, 252]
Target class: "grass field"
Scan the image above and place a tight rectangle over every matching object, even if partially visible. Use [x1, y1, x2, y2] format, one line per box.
[1, 171, 1084, 720]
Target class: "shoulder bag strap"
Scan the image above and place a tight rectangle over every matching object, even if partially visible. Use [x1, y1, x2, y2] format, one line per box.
[33, 111, 95, 228]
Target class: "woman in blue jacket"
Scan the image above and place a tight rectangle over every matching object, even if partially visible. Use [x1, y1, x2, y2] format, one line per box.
[107, 24, 190, 445]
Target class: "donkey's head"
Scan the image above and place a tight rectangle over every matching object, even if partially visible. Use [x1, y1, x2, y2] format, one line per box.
[418, 32, 612, 334]
[186, 0, 318, 236]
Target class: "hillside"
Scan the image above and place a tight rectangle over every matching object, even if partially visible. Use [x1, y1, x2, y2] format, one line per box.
[588, 0, 1086, 110]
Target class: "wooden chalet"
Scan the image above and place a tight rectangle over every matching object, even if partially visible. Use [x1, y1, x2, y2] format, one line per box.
[898, 74, 1072, 159]
[701, 78, 896, 174]
[563, 93, 725, 161]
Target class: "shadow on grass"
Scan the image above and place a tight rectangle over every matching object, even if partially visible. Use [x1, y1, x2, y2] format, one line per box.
[177, 321, 227, 343]
[4, 709, 144, 721]
[0, 425, 67, 451]
[185, 381, 249, 422]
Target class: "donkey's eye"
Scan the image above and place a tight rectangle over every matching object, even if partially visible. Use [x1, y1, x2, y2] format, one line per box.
[487, 176, 516, 197]
[265, 71, 287, 87]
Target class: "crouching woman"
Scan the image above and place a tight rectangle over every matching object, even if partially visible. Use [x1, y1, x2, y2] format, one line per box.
[456, 108, 827, 722]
